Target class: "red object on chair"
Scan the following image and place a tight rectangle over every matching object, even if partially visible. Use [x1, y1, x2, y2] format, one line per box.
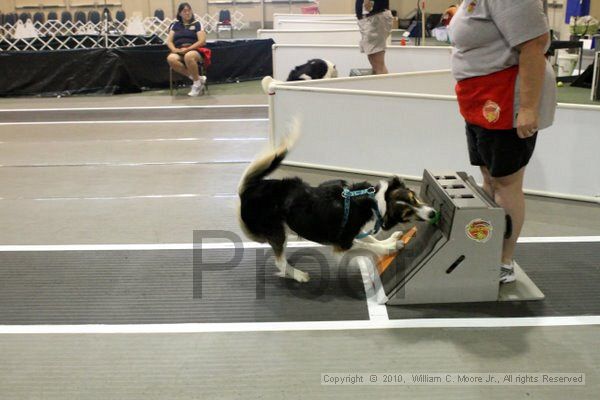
[197, 47, 212, 69]
[301, 6, 320, 14]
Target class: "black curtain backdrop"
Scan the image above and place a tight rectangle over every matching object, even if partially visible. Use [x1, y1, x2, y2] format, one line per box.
[0, 39, 274, 96]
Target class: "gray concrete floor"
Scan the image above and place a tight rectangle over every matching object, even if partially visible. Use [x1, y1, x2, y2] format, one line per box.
[0, 82, 598, 399]
[1, 326, 599, 400]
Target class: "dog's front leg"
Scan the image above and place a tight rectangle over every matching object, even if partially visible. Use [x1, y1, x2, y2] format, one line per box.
[358, 231, 403, 245]
[352, 236, 403, 257]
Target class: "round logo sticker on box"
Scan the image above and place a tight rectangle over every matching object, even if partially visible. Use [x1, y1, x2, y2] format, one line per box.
[466, 219, 493, 243]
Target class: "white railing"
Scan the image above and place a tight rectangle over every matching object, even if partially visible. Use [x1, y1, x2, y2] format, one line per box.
[0, 11, 247, 51]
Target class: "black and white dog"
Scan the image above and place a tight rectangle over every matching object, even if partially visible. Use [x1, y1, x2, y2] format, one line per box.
[261, 59, 338, 94]
[286, 58, 338, 81]
[238, 123, 437, 283]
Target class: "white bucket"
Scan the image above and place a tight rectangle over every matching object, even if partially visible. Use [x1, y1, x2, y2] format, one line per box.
[557, 52, 579, 77]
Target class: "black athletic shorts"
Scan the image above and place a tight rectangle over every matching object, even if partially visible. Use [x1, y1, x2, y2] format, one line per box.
[465, 122, 538, 178]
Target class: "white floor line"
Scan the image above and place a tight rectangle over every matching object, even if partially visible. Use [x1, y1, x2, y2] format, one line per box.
[358, 257, 389, 322]
[0, 241, 323, 252]
[0, 193, 237, 201]
[30, 194, 228, 201]
[1, 316, 599, 335]
[0, 118, 268, 126]
[518, 236, 600, 243]
[212, 137, 267, 141]
[1, 236, 597, 252]
[0, 105, 267, 112]
[0, 137, 267, 145]
[0, 160, 250, 168]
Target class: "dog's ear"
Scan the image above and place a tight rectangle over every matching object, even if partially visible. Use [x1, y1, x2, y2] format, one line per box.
[387, 176, 406, 190]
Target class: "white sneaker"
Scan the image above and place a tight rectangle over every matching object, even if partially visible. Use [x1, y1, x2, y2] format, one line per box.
[189, 75, 206, 83]
[188, 80, 203, 97]
[499, 261, 516, 284]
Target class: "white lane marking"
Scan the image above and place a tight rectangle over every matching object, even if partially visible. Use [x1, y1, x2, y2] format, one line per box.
[0, 118, 268, 126]
[1, 237, 598, 251]
[0, 105, 267, 112]
[0, 241, 322, 252]
[1, 316, 599, 334]
[0, 160, 250, 168]
[518, 236, 600, 243]
[358, 256, 389, 322]
[0, 137, 267, 144]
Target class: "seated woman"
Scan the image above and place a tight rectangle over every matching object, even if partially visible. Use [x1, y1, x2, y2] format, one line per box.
[166, 2, 208, 96]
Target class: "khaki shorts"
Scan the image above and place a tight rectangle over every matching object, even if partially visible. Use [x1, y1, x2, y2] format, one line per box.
[357, 10, 393, 55]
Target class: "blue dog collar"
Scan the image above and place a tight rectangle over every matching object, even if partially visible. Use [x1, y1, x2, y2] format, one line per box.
[340, 187, 384, 239]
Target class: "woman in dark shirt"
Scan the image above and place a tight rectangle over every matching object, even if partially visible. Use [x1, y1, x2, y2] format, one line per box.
[166, 3, 207, 96]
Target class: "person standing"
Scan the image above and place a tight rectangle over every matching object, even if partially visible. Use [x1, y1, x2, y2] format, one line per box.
[356, 0, 394, 74]
[448, 0, 557, 283]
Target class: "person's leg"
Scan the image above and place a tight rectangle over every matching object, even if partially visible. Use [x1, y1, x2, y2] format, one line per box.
[167, 53, 189, 78]
[488, 167, 526, 265]
[183, 51, 201, 81]
[368, 51, 388, 74]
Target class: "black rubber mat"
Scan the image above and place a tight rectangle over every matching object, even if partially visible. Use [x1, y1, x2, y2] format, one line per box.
[0, 248, 368, 324]
[1, 243, 597, 324]
[0, 106, 267, 123]
[386, 242, 600, 318]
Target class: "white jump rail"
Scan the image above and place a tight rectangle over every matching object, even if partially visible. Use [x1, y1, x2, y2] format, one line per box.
[268, 70, 600, 202]
[273, 13, 356, 26]
[276, 19, 358, 30]
[257, 28, 362, 45]
[272, 44, 452, 80]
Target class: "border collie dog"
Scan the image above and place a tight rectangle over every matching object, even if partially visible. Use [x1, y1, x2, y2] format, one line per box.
[261, 59, 338, 94]
[238, 123, 437, 283]
[286, 59, 338, 81]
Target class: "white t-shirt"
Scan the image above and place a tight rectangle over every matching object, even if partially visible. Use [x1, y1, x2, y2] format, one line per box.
[448, 0, 556, 129]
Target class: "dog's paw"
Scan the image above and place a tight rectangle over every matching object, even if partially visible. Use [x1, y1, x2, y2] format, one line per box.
[382, 241, 401, 255]
[294, 270, 310, 283]
[391, 231, 404, 240]
[274, 269, 310, 283]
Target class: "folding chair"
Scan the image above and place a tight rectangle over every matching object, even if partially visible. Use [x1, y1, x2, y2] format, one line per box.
[74, 11, 86, 24]
[61, 11, 72, 24]
[89, 10, 102, 24]
[7, 13, 18, 26]
[18, 12, 31, 23]
[115, 10, 126, 23]
[33, 12, 45, 24]
[216, 9, 232, 39]
[154, 9, 165, 21]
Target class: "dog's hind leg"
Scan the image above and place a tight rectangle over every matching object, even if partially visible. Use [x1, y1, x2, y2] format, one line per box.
[269, 230, 310, 283]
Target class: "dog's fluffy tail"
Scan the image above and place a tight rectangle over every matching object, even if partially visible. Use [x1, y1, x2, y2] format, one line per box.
[238, 119, 300, 195]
